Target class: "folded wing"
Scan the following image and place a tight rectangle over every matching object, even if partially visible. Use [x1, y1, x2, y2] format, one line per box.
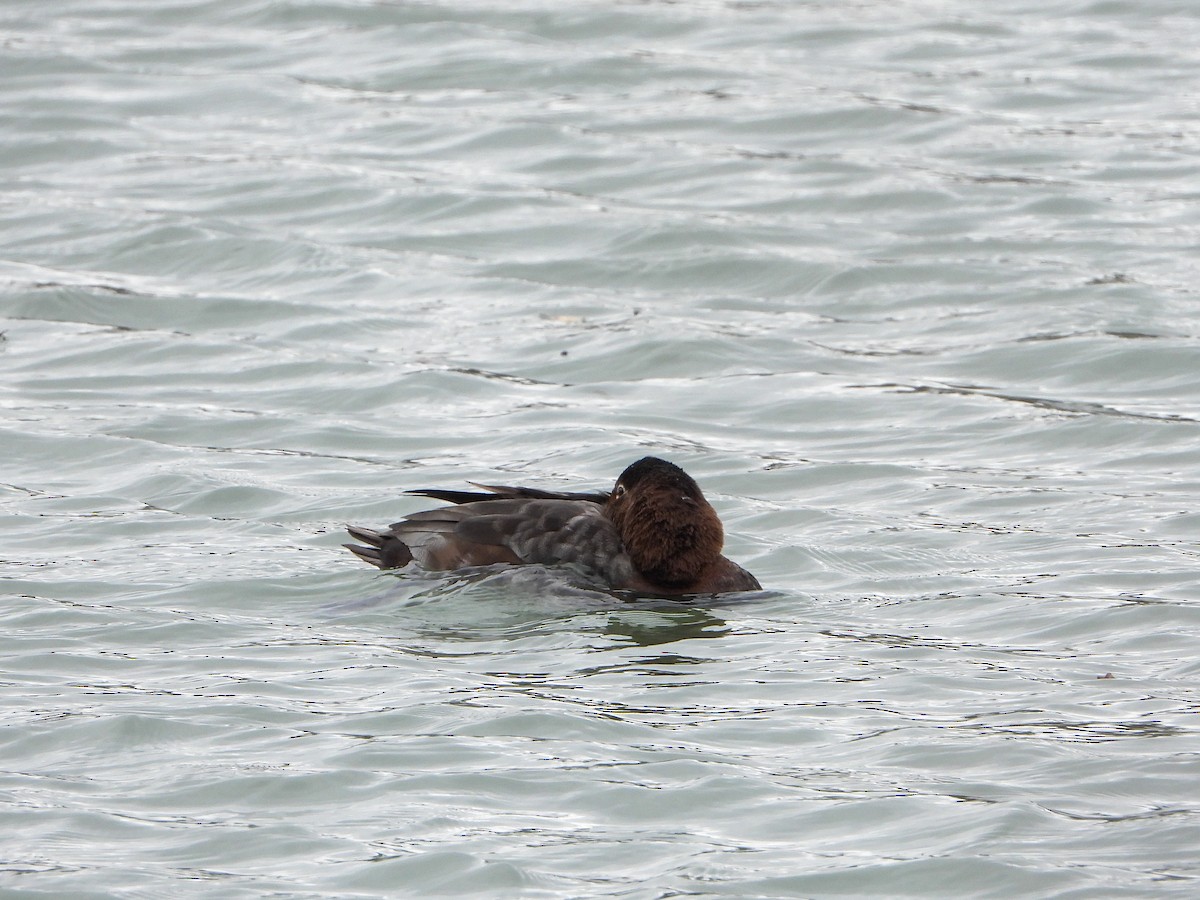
[347, 497, 636, 587]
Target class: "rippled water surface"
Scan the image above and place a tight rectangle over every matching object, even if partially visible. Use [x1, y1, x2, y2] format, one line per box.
[3, 0, 1199, 896]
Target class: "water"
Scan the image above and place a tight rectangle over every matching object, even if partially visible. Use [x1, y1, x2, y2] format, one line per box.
[3, 0, 1199, 896]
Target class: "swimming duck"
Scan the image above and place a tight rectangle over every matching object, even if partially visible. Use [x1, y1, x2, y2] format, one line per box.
[345, 456, 761, 596]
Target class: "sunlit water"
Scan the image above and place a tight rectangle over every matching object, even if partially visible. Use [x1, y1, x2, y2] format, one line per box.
[3, 1, 1199, 896]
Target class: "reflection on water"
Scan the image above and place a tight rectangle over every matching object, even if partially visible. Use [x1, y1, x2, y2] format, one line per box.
[327, 565, 769, 651]
[602, 606, 731, 648]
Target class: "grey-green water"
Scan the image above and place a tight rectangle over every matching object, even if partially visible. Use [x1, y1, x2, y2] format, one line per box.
[3, 1, 1198, 896]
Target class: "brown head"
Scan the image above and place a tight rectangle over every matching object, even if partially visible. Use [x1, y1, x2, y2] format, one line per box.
[605, 457, 725, 589]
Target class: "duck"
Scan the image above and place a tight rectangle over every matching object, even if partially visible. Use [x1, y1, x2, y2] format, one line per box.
[344, 456, 761, 596]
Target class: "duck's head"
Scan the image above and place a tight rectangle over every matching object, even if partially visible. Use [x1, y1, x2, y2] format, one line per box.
[605, 457, 725, 589]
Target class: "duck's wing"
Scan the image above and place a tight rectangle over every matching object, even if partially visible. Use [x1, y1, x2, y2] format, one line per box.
[408, 483, 611, 505]
[403, 498, 633, 579]
[346, 497, 635, 584]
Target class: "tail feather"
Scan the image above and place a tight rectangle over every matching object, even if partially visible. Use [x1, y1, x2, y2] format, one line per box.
[347, 525, 385, 547]
[344, 525, 414, 569]
[343, 542, 384, 567]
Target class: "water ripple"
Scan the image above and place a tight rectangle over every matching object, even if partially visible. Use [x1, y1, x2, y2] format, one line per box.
[3, 0, 1200, 896]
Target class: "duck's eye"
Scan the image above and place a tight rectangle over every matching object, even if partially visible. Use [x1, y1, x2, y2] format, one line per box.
[613, 483, 626, 499]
